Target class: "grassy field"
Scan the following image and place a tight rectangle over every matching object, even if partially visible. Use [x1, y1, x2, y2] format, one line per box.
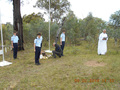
[0, 40, 120, 90]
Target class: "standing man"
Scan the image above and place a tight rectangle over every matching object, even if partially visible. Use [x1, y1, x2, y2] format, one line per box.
[60, 30, 65, 56]
[11, 31, 19, 59]
[34, 33, 42, 65]
[98, 29, 108, 55]
[52, 42, 62, 58]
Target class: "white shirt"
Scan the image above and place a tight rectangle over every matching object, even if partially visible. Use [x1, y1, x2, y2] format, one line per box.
[37, 36, 43, 42]
[34, 37, 42, 47]
[40, 36, 43, 42]
[60, 33, 65, 41]
[11, 35, 19, 43]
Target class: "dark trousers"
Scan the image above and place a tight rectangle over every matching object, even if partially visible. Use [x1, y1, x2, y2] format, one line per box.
[61, 41, 65, 55]
[35, 47, 41, 64]
[52, 50, 61, 57]
[13, 43, 18, 59]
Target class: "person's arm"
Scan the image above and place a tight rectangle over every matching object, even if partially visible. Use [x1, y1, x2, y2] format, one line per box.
[60, 38, 62, 45]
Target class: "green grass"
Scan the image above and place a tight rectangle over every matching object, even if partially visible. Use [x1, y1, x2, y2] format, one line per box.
[0, 40, 120, 90]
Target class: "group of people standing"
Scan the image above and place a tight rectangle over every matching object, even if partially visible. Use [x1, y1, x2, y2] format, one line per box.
[11, 30, 66, 65]
[11, 29, 108, 65]
[34, 30, 66, 65]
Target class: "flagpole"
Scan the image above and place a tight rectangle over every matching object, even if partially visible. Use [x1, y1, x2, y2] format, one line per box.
[0, 9, 4, 61]
[42, 0, 52, 53]
[0, 8, 12, 67]
[49, 0, 50, 50]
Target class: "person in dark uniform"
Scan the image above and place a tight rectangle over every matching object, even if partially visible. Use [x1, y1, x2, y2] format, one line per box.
[34, 33, 42, 65]
[60, 30, 65, 56]
[52, 42, 62, 58]
[11, 31, 19, 59]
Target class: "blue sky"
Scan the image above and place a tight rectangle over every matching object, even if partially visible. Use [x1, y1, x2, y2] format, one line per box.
[0, 0, 120, 24]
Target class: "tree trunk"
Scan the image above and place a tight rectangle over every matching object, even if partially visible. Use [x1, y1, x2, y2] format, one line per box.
[13, 0, 24, 50]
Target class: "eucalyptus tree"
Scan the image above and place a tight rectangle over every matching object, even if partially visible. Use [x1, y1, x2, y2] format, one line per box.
[35, 0, 70, 23]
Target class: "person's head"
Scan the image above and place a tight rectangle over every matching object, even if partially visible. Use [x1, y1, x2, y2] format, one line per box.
[53, 42, 56, 47]
[103, 29, 106, 34]
[62, 29, 66, 34]
[37, 32, 41, 38]
[13, 31, 17, 36]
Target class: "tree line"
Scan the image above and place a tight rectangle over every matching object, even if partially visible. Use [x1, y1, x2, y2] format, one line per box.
[1, 0, 120, 49]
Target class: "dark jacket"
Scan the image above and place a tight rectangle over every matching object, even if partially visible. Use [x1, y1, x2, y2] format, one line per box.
[55, 44, 62, 53]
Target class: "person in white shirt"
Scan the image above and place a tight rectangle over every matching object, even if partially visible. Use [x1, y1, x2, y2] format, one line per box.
[37, 34, 43, 48]
[60, 30, 65, 56]
[11, 31, 19, 59]
[34, 33, 42, 65]
[98, 29, 108, 55]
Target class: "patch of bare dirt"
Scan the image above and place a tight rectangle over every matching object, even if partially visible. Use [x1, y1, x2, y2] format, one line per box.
[85, 61, 106, 67]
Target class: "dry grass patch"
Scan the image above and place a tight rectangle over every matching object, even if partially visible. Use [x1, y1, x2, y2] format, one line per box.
[85, 61, 107, 67]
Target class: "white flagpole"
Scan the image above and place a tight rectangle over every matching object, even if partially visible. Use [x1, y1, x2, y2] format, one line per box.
[0, 8, 12, 67]
[0, 9, 4, 61]
[49, 0, 50, 50]
[44, 0, 52, 53]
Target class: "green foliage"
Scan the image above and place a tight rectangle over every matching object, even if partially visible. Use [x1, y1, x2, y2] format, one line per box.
[0, 23, 13, 45]
[23, 12, 44, 23]
[83, 13, 103, 40]
[63, 10, 81, 45]
[35, 0, 70, 22]
[23, 18, 48, 43]
[109, 10, 120, 42]
[23, 14, 59, 47]
[109, 10, 120, 26]
[2, 11, 108, 47]
[62, 11, 106, 46]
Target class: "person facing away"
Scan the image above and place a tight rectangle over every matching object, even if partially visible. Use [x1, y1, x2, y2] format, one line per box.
[60, 29, 65, 56]
[34, 33, 42, 65]
[52, 42, 62, 58]
[98, 29, 108, 55]
[11, 31, 19, 59]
